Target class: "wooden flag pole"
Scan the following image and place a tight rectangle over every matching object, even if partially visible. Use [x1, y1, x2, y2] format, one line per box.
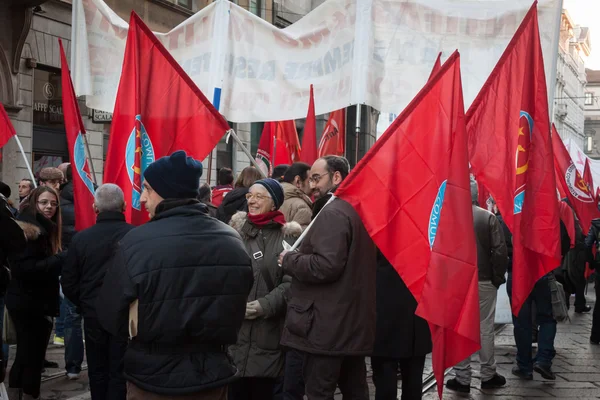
[13, 136, 37, 188]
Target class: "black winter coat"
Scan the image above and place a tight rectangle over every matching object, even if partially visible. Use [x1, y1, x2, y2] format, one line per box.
[372, 252, 432, 359]
[60, 181, 76, 249]
[5, 212, 65, 317]
[61, 211, 134, 319]
[97, 200, 253, 396]
[216, 187, 248, 224]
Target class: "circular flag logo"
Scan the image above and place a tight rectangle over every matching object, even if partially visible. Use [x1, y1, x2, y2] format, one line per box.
[565, 163, 594, 203]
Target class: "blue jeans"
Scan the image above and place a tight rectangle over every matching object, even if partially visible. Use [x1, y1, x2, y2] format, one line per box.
[507, 273, 557, 373]
[55, 296, 65, 338]
[63, 297, 84, 374]
[0, 297, 9, 367]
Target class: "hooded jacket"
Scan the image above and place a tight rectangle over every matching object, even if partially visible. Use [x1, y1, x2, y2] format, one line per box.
[228, 212, 301, 378]
[279, 182, 312, 230]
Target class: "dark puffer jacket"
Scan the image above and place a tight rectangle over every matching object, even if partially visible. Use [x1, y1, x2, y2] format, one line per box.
[229, 212, 301, 378]
[6, 211, 65, 317]
[216, 187, 249, 224]
[60, 181, 76, 249]
[97, 200, 253, 396]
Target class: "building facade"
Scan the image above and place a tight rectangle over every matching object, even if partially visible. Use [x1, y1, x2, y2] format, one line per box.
[553, 10, 590, 147]
[0, 0, 377, 203]
[584, 69, 600, 159]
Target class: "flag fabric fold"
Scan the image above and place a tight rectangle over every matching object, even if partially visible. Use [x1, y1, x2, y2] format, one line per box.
[552, 125, 600, 233]
[467, 2, 561, 316]
[0, 104, 16, 162]
[104, 12, 230, 226]
[59, 39, 97, 231]
[428, 52, 443, 81]
[256, 120, 301, 176]
[318, 109, 345, 157]
[301, 85, 318, 164]
[336, 51, 480, 398]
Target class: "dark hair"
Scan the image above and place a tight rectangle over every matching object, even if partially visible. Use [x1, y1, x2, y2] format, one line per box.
[66, 164, 72, 182]
[322, 156, 350, 181]
[22, 186, 62, 254]
[271, 165, 290, 182]
[235, 167, 263, 189]
[197, 183, 212, 203]
[21, 178, 34, 190]
[218, 167, 234, 186]
[283, 162, 311, 184]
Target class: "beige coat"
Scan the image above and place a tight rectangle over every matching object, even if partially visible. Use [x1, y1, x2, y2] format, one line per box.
[280, 182, 313, 229]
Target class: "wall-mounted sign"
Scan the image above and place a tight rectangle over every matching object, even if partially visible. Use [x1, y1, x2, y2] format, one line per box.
[92, 109, 113, 123]
[33, 69, 64, 128]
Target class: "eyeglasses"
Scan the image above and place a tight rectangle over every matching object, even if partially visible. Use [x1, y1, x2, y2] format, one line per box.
[309, 173, 329, 184]
[37, 200, 58, 208]
[245, 193, 271, 202]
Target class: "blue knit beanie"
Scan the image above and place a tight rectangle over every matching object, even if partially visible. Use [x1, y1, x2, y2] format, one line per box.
[143, 151, 203, 199]
[254, 178, 285, 210]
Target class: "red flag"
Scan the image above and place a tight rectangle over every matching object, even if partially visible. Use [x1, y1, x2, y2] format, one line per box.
[59, 40, 96, 231]
[584, 158, 594, 197]
[556, 170, 567, 199]
[318, 109, 345, 157]
[104, 12, 230, 225]
[301, 85, 317, 164]
[336, 52, 480, 398]
[597, 186, 600, 204]
[467, 3, 561, 316]
[428, 52, 443, 81]
[0, 103, 17, 162]
[558, 201, 576, 249]
[552, 125, 600, 233]
[256, 120, 301, 175]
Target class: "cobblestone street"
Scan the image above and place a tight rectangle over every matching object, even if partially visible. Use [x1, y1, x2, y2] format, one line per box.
[1, 287, 597, 399]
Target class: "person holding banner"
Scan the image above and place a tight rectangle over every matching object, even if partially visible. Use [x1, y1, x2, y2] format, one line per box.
[278, 156, 376, 400]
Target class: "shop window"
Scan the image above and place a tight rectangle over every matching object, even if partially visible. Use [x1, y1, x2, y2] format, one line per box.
[33, 67, 64, 129]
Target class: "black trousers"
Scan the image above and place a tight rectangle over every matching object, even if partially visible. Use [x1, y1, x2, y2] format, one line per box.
[283, 349, 305, 400]
[371, 356, 426, 400]
[84, 317, 128, 400]
[8, 309, 53, 398]
[303, 354, 368, 400]
[228, 377, 277, 400]
[592, 274, 600, 342]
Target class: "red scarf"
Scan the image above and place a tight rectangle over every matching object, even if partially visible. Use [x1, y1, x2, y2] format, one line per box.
[247, 211, 286, 227]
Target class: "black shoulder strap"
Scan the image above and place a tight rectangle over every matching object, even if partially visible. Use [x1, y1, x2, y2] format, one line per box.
[248, 238, 276, 292]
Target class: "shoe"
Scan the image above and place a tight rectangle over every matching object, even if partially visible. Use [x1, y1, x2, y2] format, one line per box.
[511, 366, 533, 380]
[481, 373, 507, 389]
[66, 372, 80, 380]
[43, 360, 59, 369]
[575, 305, 592, 313]
[21, 394, 39, 400]
[53, 336, 64, 346]
[7, 387, 21, 400]
[533, 363, 556, 380]
[591, 338, 600, 345]
[445, 378, 470, 393]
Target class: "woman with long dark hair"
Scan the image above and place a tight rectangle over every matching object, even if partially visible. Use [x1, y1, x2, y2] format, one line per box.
[5, 186, 67, 400]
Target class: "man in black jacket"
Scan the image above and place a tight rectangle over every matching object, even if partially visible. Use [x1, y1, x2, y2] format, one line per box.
[62, 183, 134, 400]
[97, 151, 253, 400]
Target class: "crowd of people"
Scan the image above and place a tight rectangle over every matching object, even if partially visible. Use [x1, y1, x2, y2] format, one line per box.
[0, 151, 597, 400]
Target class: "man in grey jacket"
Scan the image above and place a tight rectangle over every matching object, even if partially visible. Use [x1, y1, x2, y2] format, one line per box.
[446, 176, 508, 393]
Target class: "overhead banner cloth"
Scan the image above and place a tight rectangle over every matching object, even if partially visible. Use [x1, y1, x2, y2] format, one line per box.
[71, 0, 562, 123]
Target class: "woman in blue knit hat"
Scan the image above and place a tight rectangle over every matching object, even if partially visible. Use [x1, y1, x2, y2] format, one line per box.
[228, 178, 301, 400]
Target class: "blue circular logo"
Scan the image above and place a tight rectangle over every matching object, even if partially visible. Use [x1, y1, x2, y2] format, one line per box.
[73, 133, 96, 196]
[125, 115, 155, 211]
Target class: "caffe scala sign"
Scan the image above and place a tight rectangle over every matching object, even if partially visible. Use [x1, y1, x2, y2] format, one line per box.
[92, 109, 113, 123]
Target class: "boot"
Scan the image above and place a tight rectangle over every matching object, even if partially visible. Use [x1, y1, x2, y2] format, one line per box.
[21, 393, 39, 400]
[7, 387, 22, 400]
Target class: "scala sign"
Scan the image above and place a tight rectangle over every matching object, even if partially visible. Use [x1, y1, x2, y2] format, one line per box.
[92, 109, 113, 123]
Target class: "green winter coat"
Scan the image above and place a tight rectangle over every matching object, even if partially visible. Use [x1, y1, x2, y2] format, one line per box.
[228, 211, 301, 378]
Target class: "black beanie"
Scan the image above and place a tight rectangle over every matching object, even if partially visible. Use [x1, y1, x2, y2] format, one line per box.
[143, 151, 203, 199]
[254, 178, 285, 210]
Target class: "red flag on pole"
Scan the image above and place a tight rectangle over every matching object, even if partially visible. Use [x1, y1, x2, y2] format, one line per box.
[467, 2, 561, 316]
[584, 158, 595, 197]
[318, 109, 345, 157]
[256, 121, 301, 175]
[336, 52, 480, 398]
[301, 85, 318, 164]
[104, 12, 230, 226]
[59, 40, 96, 231]
[552, 125, 600, 233]
[428, 52, 443, 81]
[0, 103, 16, 162]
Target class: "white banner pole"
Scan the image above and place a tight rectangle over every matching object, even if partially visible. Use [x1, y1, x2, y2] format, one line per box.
[13, 136, 37, 188]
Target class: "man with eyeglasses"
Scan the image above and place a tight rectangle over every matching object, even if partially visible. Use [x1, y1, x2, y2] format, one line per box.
[278, 155, 377, 400]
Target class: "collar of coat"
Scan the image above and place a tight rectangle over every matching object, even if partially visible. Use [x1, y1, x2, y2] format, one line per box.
[230, 211, 302, 240]
[281, 182, 312, 207]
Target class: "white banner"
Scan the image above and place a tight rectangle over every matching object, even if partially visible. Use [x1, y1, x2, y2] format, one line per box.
[72, 0, 561, 123]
